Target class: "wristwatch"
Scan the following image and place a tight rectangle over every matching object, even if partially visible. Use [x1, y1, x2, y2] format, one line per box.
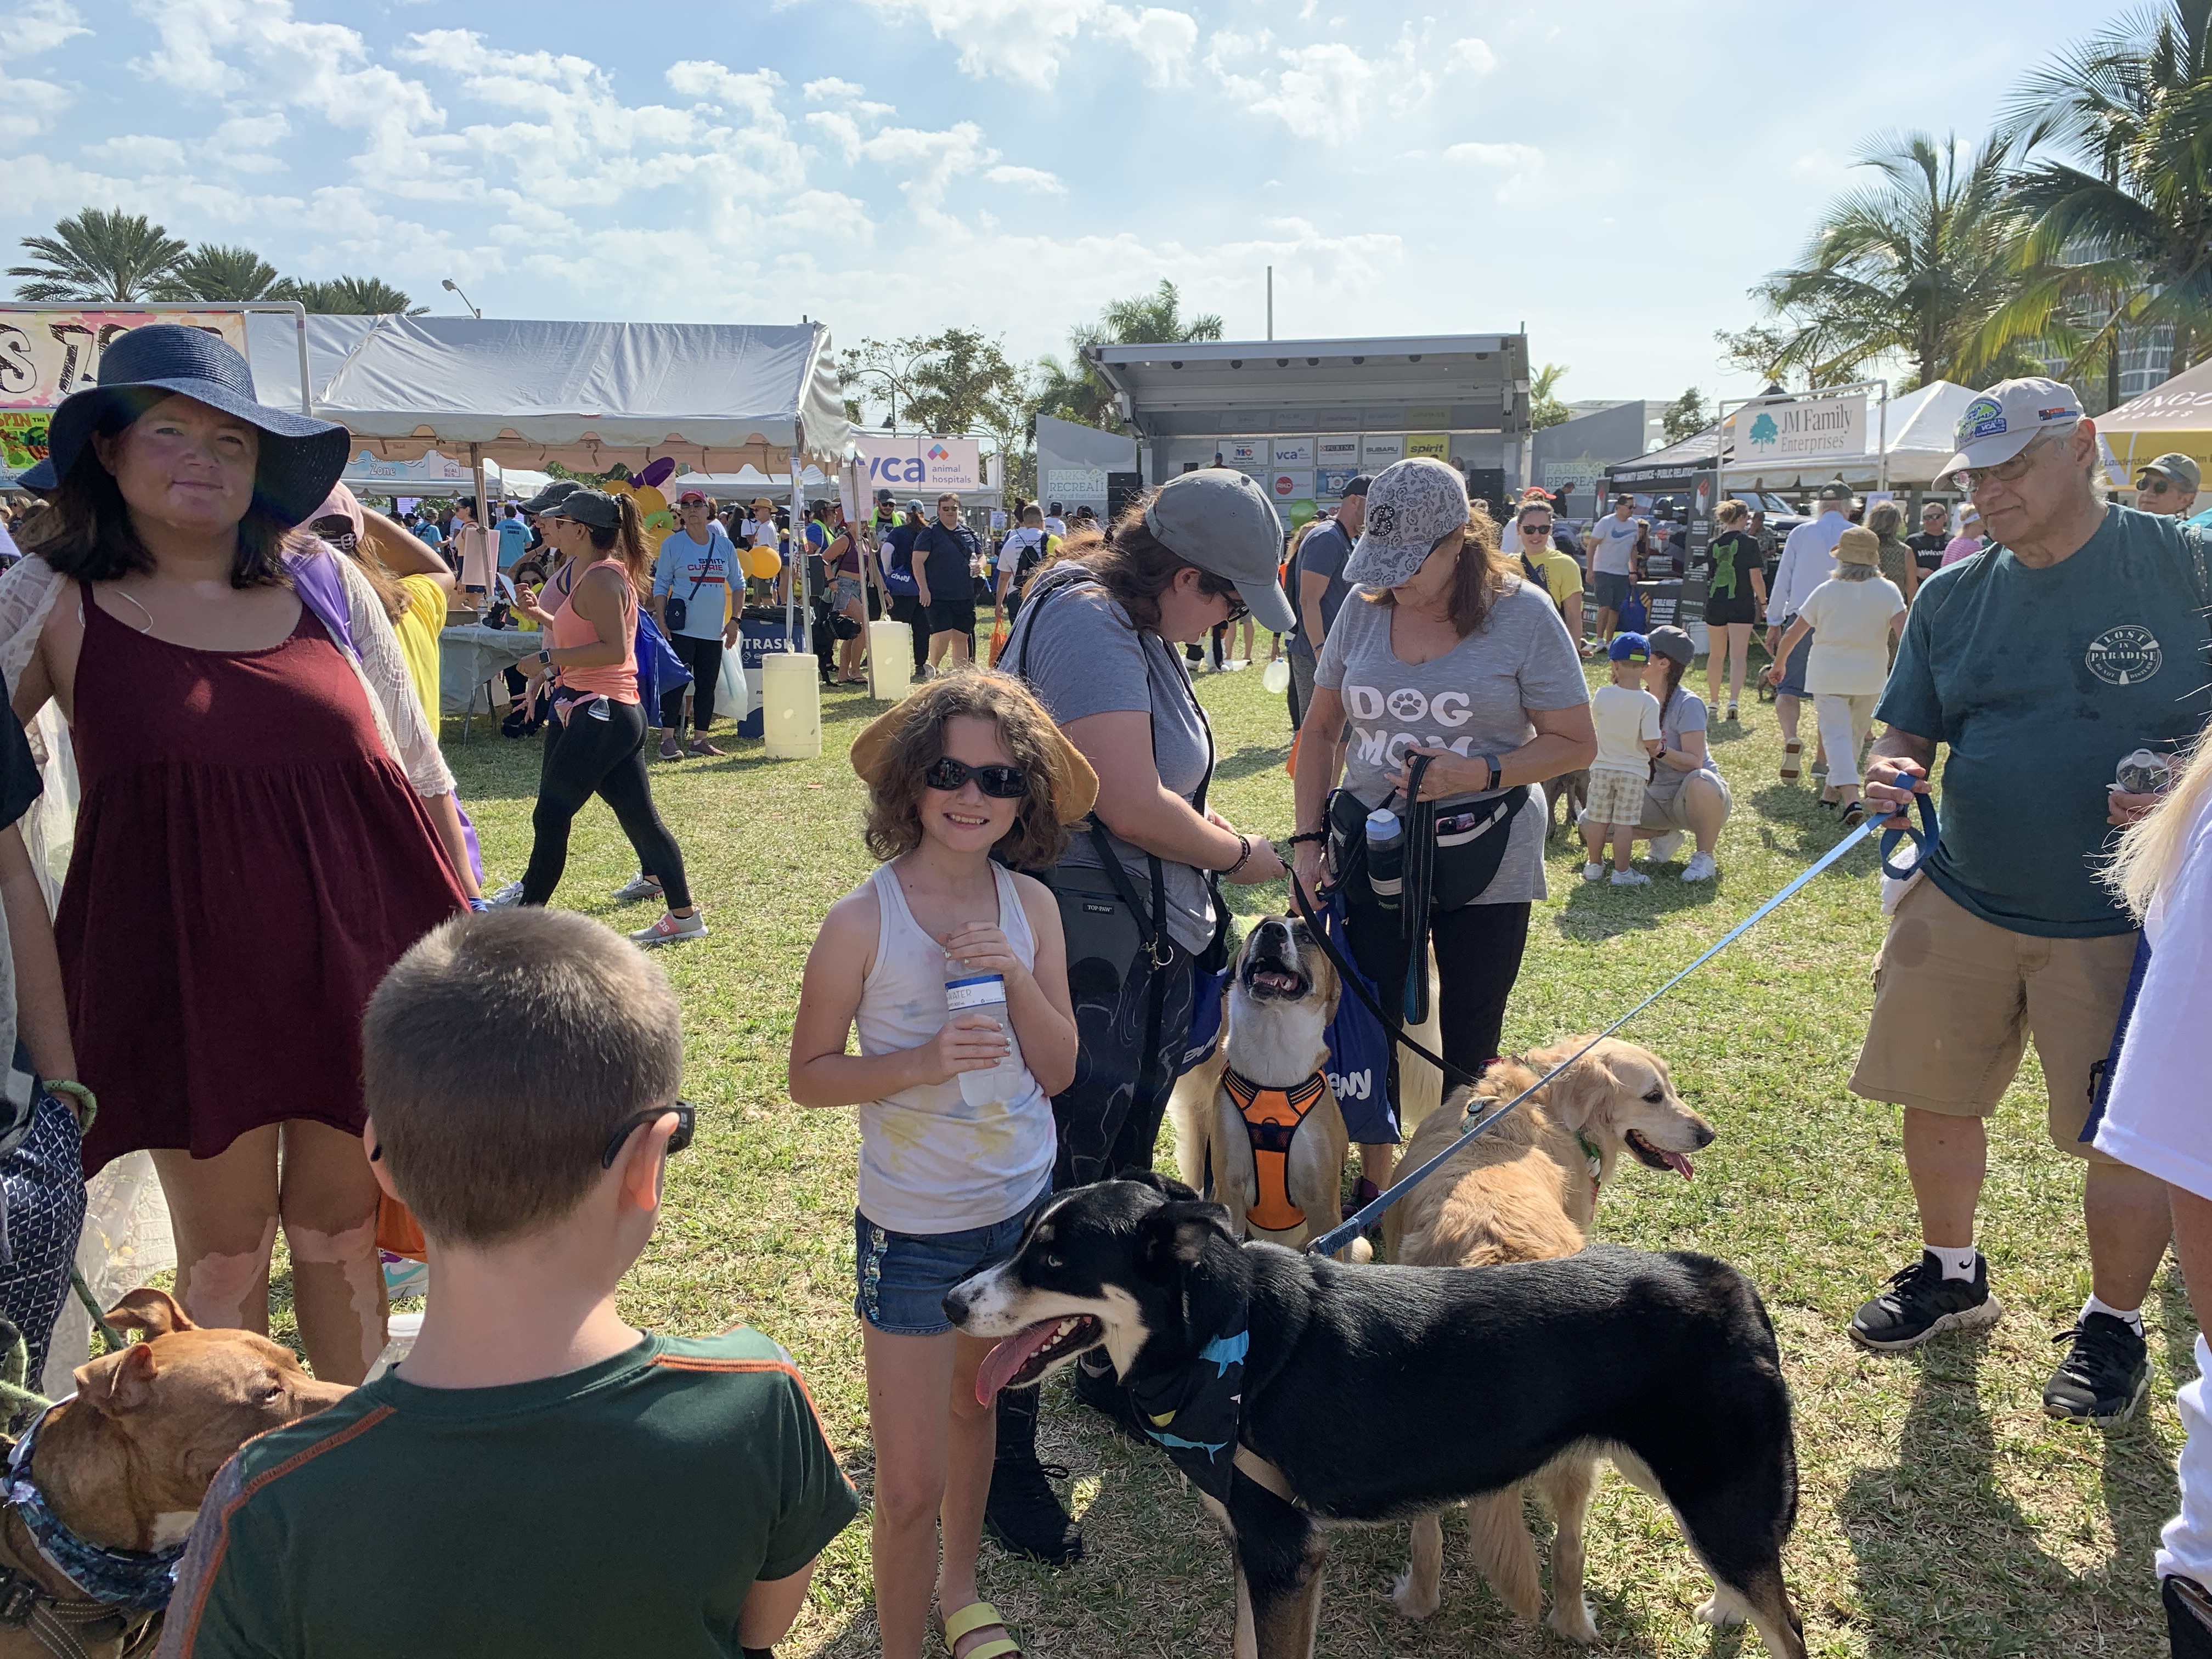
[537, 648, 552, 669]
[1480, 753, 1502, 791]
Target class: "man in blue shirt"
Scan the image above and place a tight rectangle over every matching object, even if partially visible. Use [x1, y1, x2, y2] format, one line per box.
[650, 490, 740, 756]
[1847, 378, 2212, 1426]
[496, 503, 531, 569]
[911, 493, 980, 673]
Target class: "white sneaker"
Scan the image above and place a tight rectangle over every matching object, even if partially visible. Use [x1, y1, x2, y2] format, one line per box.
[1609, 868, 1652, 887]
[484, 879, 526, 908]
[1647, 831, 1686, 863]
[612, 872, 664, 903]
[1582, 861, 1605, 882]
[1680, 851, 1719, 882]
[631, 910, 709, 947]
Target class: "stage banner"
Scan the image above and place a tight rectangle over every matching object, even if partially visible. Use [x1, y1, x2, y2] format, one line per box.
[0, 308, 250, 408]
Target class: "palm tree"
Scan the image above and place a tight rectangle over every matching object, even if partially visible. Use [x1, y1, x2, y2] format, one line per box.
[272, 275, 428, 315]
[1034, 280, 1226, 429]
[8, 208, 187, 302]
[1530, 363, 1570, 428]
[1984, 0, 2212, 402]
[1750, 132, 2036, 389]
[155, 244, 285, 302]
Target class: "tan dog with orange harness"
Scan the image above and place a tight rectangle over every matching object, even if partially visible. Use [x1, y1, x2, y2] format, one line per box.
[1172, 916, 1364, 1259]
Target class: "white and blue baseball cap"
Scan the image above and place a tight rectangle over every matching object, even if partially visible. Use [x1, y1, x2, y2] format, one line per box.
[1934, 377, 2085, 484]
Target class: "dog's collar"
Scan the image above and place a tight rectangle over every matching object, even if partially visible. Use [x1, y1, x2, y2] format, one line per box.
[1576, 1131, 1602, 1191]
[4, 1404, 183, 1613]
[1126, 1298, 1251, 1506]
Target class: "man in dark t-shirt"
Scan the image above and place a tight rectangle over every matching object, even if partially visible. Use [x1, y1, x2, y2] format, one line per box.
[1906, 500, 1952, 573]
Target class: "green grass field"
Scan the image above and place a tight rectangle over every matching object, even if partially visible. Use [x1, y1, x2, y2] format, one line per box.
[439, 647, 2187, 1658]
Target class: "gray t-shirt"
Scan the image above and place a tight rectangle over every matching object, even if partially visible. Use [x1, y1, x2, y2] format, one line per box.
[1288, 520, 1354, 661]
[1005, 567, 1216, 952]
[1315, 579, 1589, 905]
[1589, 514, 1640, 576]
[1645, 682, 1714, 806]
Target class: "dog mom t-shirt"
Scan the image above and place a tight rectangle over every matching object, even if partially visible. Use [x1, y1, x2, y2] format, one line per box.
[1316, 577, 1588, 904]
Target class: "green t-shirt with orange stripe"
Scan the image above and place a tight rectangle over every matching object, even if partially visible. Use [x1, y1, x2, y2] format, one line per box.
[158, 1329, 860, 1658]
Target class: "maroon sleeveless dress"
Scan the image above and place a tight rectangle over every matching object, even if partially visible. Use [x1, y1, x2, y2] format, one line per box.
[55, 586, 469, 1173]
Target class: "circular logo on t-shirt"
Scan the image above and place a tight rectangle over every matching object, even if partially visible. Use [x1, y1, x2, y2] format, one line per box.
[2085, 625, 2162, 686]
[1385, 687, 1429, 721]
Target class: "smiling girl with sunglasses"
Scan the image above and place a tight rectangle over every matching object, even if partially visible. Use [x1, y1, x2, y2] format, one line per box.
[788, 668, 1092, 1659]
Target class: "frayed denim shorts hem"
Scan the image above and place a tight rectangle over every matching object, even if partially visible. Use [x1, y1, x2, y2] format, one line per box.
[854, 1184, 1050, 1336]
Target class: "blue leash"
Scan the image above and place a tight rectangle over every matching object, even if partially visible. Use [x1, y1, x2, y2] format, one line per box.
[1305, 781, 1940, 1259]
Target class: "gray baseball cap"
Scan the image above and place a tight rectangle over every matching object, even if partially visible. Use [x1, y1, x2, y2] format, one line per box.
[519, 479, 582, 515]
[1342, 457, 1470, 588]
[2138, 453, 2201, 491]
[1934, 376, 2085, 483]
[1143, 469, 1297, 633]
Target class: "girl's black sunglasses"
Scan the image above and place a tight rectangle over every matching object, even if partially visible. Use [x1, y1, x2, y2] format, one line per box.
[601, 1101, 696, 1169]
[922, 757, 1029, 798]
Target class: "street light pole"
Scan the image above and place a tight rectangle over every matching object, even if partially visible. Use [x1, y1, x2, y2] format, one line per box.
[441, 278, 482, 319]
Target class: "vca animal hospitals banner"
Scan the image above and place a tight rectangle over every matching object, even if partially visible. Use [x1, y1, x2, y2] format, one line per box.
[857, 434, 984, 493]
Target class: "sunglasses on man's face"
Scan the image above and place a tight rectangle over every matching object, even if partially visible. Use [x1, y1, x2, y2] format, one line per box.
[2142, 477, 2179, 494]
[601, 1101, 695, 1169]
[922, 756, 1029, 798]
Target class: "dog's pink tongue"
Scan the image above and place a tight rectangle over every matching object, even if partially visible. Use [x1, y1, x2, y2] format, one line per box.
[975, 1321, 1060, 1405]
[1661, 1149, 1695, 1181]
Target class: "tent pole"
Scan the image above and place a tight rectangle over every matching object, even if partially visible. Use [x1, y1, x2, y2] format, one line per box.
[471, 443, 490, 618]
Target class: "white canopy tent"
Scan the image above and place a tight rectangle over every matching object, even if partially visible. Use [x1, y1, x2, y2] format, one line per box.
[1720, 381, 1972, 490]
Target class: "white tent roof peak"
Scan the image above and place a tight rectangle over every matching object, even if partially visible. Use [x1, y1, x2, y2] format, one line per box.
[245, 313, 856, 474]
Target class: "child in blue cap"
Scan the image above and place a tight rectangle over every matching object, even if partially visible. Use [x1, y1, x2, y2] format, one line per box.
[1583, 633, 1663, 887]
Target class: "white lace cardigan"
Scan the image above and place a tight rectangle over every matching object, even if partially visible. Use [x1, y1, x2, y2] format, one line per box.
[0, 550, 456, 1074]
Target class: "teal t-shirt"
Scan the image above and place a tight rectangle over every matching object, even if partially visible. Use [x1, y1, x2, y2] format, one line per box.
[159, 1329, 860, 1659]
[1877, 504, 2211, 936]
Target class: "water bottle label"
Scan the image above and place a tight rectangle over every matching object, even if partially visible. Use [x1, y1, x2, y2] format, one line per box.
[946, 974, 1009, 1010]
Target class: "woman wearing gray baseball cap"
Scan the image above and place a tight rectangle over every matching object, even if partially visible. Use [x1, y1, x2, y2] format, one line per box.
[985, 467, 1289, 1562]
[1289, 458, 1595, 1162]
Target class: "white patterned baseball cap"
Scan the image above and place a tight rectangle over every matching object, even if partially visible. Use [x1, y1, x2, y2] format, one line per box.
[1934, 377, 2085, 483]
[1343, 457, 1470, 587]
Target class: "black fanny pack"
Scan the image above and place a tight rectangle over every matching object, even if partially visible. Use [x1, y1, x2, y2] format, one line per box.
[1328, 780, 1527, 916]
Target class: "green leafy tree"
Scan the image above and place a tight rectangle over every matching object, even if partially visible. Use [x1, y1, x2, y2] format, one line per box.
[1529, 363, 1570, 429]
[9, 208, 187, 302]
[1034, 280, 1225, 430]
[1750, 132, 2034, 388]
[1713, 324, 1802, 387]
[155, 243, 285, 302]
[1661, 387, 1709, 444]
[272, 275, 428, 315]
[1984, 0, 2212, 404]
[843, 330, 1031, 507]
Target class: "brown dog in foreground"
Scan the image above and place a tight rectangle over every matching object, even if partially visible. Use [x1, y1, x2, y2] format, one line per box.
[1382, 1038, 1716, 1644]
[0, 1289, 350, 1657]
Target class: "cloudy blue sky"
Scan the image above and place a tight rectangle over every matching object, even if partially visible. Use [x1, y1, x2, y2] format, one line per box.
[3, 0, 2121, 410]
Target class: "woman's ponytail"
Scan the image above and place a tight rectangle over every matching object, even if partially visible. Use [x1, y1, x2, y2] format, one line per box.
[611, 493, 653, 591]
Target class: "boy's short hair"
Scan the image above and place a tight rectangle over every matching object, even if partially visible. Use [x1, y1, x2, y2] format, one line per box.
[364, 911, 684, 1246]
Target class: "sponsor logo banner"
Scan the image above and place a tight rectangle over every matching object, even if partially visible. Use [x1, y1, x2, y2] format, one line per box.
[1739, 395, 1866, 459]
[857, 433, 983, 492]
[1271, 437, 1314, 466]
[1362, 435, 1404, 466]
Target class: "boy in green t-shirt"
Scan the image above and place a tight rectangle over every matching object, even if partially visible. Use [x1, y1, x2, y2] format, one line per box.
[157, 911, 860, 1659]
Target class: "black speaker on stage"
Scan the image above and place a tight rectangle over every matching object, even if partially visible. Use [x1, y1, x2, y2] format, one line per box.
[1465, 467, 1506, 518]
[1107, 471, 1142, 521]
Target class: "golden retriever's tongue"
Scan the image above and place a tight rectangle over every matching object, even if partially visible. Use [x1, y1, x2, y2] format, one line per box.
[1660, 1148, 1694, 1180]
[976, 1321, 1060, 1405]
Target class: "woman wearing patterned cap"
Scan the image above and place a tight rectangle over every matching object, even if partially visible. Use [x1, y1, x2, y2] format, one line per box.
[1289, 457, 1596, 1165]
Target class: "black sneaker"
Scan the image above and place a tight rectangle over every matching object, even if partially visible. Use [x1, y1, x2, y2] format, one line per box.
[2165, 1575, 2212, 1658]
[2042, 1311, 2151, 1424]
[984, 1388, 1082, 1565]
[1848, 1250, 2004, 1351]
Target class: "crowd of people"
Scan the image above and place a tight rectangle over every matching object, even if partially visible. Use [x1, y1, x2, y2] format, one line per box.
[2, 326, 2212, 1658]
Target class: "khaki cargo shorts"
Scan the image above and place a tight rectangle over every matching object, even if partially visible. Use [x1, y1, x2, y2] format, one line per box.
[1850, 877, 2137, 1161]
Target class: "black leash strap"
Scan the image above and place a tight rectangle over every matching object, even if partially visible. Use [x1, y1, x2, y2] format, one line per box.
[1398, 755, 1436, 1025]
[1288, 870, 1482, 1092]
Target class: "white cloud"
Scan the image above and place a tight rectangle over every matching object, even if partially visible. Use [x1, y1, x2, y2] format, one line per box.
[803, 76, 865, 100]
[0, 77, 70, 143]
[1447, 37, 1497, 76]
[0, 0, 86, 56]
[987, 163, 1065, 194]
[1206, 24, 1448, 143]
[1443, 140, 1545, 202]
[853, 0, 1199, 88]
[82, 133, 190, 172]
[1096, 4, 1198, 87]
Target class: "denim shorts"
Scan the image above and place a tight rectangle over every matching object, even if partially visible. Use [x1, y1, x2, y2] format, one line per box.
[1777, 622, 1815, 698]
[1593, 569, 1632, 612]
[854, 1186, 1049, 1336]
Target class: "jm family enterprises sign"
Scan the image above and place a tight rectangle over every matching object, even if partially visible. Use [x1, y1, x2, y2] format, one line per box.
[1734, 394, 1865, 462]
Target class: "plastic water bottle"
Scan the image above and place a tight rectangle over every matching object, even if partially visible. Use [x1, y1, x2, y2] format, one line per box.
[1366, 808, 1404, 911]
[946, 969, 1025, 1108]
[1261, 657, 1291, 695]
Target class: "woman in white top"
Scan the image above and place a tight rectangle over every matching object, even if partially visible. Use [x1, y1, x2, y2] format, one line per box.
[1767, 524, 1904, 826]
[788, 670, 1088, 1659]
[2094, 723, 2212, 1650]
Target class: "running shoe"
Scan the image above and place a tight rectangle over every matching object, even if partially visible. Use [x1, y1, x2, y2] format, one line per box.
[1609, 868, 1651, 887]
[484, 879, 526, 908]
[658, 733, 684, 760]
[687, 736, 725, 757]
[1680, 851, 1719, 882]
[1841, 801, 1868, 828]
[1582, 861, 1605, 882]
[1848, 1250, 2002, 1351]
[1725, 702, 1740, 721]
[2044, 1312, 2151, 1424]
[630, 910, 709, 947]
[612, 873, 663, 904]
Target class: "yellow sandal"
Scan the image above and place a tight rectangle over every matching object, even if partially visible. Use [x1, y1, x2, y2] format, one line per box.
[938, 1600, 1023, 1659]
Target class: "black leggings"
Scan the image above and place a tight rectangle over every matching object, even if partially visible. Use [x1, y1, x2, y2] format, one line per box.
[1344, 899, 1531, 1116]
[658, 633, 725, 731]
[520, 697, 692, 909]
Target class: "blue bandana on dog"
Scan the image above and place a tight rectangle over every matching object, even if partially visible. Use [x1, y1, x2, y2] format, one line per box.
[5, 1406, 182, 1613]
[1126, 1299, 1250, 1504]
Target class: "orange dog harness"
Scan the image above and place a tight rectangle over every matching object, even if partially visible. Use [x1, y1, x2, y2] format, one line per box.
[1223, 1069, 1330, 1232]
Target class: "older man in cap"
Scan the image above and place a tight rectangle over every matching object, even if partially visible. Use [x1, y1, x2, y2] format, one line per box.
[1765, 479, 1855, 781]
[2137, 453, 2202, 518]
[1846, 378, 2212, 1426]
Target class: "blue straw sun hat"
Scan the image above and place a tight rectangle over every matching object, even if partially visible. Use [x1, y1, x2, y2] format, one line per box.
[19, 324, 350, 525]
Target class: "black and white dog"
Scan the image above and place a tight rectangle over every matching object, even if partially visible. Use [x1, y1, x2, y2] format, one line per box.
[946, 1175, 1807, 1659]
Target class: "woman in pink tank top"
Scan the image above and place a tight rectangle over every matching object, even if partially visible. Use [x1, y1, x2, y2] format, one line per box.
[504, 489, 701, 945]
